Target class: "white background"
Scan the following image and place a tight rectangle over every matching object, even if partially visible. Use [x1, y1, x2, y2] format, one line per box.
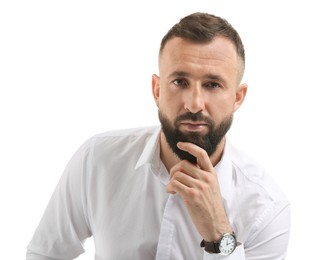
[1, 0, 320, 259]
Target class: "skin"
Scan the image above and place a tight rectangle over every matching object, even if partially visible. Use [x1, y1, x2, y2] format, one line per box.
[152, 36, 248, 241]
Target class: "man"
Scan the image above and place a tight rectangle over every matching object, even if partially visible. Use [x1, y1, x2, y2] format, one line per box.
[27, 12, 290, 259]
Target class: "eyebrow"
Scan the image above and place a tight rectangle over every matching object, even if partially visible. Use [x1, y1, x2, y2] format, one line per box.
[168, 70, 226, 83]
[168, 71, 189, 78]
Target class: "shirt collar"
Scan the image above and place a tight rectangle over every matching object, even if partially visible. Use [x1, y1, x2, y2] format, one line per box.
[135, 125, 162, 170]
[215, 139, 233, 204]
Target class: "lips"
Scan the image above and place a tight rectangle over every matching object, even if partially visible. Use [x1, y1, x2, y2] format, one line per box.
[179, 121, 209, 132]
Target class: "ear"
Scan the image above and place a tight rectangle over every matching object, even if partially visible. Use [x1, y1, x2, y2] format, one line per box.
[234, 83, 248, 112]
[152, 74, 160, 107]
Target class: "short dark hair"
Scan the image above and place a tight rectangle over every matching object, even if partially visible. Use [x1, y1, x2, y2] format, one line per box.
[159, 12, 245, 76]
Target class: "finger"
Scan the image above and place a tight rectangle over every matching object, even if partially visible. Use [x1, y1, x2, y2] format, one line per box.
[169, 160, 199, 179]
[166, 183, 176, 194]
[166, 175, 195, 196]
[177, 142, 213, 171]
[167, 170, 198, 192]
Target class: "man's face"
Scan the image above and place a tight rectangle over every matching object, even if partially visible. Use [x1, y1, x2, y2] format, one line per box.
[152, 36, 247, 161]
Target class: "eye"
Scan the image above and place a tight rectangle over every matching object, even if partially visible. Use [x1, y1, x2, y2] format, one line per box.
[173, 78, 188, 88]
[204, 81, 220, 89]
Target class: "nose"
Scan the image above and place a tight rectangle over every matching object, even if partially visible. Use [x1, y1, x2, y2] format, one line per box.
[184, 84, 205, 114]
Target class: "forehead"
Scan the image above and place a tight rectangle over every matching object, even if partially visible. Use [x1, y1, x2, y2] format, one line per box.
[159, 37, 241, 80]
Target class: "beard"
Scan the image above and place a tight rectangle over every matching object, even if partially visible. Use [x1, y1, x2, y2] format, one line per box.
[158, 110, 233, 164]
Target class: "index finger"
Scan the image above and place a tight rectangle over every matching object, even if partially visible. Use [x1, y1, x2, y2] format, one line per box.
[177, 142, 214, 172]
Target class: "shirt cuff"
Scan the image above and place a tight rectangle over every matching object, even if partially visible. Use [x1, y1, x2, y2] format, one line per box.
[203, 243, 245, 260]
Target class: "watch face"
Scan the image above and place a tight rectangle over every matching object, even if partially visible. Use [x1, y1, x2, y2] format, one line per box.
[219, 233, 236, 255]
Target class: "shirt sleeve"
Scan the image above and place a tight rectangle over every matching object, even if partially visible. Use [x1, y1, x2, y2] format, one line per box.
[203, 201, 290, 260]
[244, 201, 291, 260]
[203, 244, 246, 260]
[26, 139, 93, 260]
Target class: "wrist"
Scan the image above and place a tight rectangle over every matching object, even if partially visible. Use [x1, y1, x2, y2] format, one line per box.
[204, 223, 234, 241]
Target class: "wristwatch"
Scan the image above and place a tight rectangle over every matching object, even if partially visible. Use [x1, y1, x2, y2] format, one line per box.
[200, 232, 237, 255]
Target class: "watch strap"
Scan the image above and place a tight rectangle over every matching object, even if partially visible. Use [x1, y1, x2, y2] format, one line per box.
[200, 239, 220, 253]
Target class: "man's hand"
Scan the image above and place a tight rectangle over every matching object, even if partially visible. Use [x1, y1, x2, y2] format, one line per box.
[166, 142, 233, 241]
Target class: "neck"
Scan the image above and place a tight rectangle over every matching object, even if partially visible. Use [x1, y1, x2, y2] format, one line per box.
[159, 131, 226, 172]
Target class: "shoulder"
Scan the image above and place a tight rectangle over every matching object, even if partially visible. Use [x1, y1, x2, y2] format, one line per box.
[228, 142, 288, 202]
[94, 125, 160, 139]
[84, 125, 160, 159]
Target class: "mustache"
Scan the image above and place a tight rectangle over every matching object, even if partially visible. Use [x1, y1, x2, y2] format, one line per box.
[175, 112, 214, 126]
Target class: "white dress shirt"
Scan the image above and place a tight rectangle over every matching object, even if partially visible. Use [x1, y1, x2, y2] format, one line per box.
[26, 125, 290, 260]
